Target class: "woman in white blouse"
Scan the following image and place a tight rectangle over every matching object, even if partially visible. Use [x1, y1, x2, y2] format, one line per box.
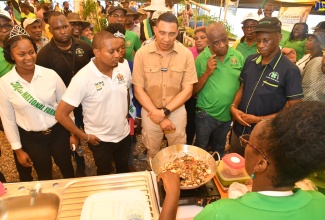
[0, 30, 74, 181]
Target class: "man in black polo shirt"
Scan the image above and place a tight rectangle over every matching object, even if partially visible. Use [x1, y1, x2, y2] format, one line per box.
[36, 11, 94, 177]
[230, 17, 303, 156]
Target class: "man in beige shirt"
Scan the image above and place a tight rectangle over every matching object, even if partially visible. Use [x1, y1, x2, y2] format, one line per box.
[132, 12, 197, 162]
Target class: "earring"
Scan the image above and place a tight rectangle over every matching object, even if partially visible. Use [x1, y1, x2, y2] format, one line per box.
[250, 171, 256, 179]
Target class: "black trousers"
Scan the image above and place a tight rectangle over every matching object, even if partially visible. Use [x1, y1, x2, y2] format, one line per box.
[14, 123, 75, 181]
[89, 135, 131, 175]
[185, 97, 197, 145]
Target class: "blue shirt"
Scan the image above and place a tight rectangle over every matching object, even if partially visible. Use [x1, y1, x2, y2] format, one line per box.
[233, 49, 304, 136]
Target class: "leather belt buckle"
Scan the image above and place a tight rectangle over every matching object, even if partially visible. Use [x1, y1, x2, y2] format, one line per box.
[42, 129, 52, 135]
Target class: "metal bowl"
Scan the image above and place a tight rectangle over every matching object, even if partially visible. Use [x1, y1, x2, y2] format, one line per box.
[151, 144, 217, 190]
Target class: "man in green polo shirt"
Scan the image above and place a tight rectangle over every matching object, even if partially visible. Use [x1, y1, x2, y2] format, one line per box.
[193, 22, 244, 157]
[232, 12, 259, 60]
[0, 9, 14, 77]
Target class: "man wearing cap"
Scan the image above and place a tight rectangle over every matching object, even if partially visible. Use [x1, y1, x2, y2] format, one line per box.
[229, 17, 303, 157]
[232, 12, 259, 60]
[36, 11, 94, 177]
[107, 5, 141, 61]
[125, 8, 140, 37]
[311, 21, 325, 33]
[0, 9, 13, 176]
[67, 12, 92, 46]
[193, 22, 244, 157]
[133, 12, 197, 163]
[22, 18, 49, 52]
[0, 9, 14, 77]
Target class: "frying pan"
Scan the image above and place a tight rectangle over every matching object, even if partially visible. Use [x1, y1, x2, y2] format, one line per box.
[151, 144, 217, 190]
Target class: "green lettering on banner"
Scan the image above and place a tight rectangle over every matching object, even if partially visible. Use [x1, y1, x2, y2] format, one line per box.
[22, 91, 29, 99]
[43, 107, 55, 116]
[10, 82, 24, 94]
[10, 81, 56, 116]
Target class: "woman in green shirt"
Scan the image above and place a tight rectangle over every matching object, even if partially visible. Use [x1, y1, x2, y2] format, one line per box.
[159, 101, 325, 220]
[283, 23, 308, 62]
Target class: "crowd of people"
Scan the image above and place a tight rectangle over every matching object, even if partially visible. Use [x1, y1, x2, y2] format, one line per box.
[0, 0, 324, 218]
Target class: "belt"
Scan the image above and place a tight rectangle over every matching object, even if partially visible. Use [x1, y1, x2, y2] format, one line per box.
[22, 124, 57, 135]
[37, 128, 52, 135]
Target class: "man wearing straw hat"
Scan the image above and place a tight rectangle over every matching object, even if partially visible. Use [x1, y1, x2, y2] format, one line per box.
[133, 12, 197, 165]
[66, 12, 92, 46]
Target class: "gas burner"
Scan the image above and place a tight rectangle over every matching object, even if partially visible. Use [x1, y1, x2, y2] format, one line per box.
[157, 179, 221, 207]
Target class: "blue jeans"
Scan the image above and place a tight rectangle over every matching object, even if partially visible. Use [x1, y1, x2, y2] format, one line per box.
[194, 110, 231, 157]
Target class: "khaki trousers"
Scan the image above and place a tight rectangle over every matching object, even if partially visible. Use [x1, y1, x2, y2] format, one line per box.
[141, 105, 187, 159]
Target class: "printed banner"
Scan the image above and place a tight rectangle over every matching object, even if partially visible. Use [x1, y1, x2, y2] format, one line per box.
[225, 0, 240, 16]
[278, 6, 312, 46]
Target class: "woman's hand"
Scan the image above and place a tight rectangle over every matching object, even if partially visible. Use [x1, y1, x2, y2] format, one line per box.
[158, 171, 181, 196]
[14, 149, 33, 167]
[158, 171, 180, 220]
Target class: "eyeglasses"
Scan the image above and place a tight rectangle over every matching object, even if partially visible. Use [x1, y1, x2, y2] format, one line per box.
[243, 25, 256, 30]
[0, 23, 13, 31]
[239, 134, 271, 164]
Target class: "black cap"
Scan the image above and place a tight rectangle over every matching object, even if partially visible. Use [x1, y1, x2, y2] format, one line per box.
[108, 5, 127, 15]
[254, 17, 282, 33]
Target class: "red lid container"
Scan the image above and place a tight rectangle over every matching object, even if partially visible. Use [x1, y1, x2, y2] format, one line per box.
[222, 153, 245, 175]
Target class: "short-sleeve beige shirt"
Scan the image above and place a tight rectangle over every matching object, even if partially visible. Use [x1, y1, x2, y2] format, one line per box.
[132, 41, 198, 108]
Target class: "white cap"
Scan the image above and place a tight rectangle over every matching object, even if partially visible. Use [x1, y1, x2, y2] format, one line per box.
[23, 18, 42, 29]
[151, 11, 167, 20]
[0, 9, 12, 21]
[241, 12, 260, 24]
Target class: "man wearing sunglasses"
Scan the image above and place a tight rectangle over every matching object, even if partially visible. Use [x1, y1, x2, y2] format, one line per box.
[0, 9, 13, 77]
[230, 17, 303, 157]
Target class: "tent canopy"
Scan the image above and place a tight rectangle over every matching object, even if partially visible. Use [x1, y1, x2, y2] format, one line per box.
[180, 0, 323, 15]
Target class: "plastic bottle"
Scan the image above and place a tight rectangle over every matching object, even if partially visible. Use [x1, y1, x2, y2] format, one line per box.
[76, 145, 84, 157]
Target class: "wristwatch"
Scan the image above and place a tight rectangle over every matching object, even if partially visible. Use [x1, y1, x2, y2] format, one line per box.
[163, 108, 171, 117]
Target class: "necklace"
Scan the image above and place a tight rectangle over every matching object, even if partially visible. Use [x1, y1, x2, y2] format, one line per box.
[60, 47, 75, 75]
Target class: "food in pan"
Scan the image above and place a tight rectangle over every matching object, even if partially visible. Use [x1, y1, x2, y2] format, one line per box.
[161, 154, 211, 187]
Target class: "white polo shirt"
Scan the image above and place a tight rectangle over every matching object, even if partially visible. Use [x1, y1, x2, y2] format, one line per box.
[0, 65, 66, 150]
[62, 58, 130, 142]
